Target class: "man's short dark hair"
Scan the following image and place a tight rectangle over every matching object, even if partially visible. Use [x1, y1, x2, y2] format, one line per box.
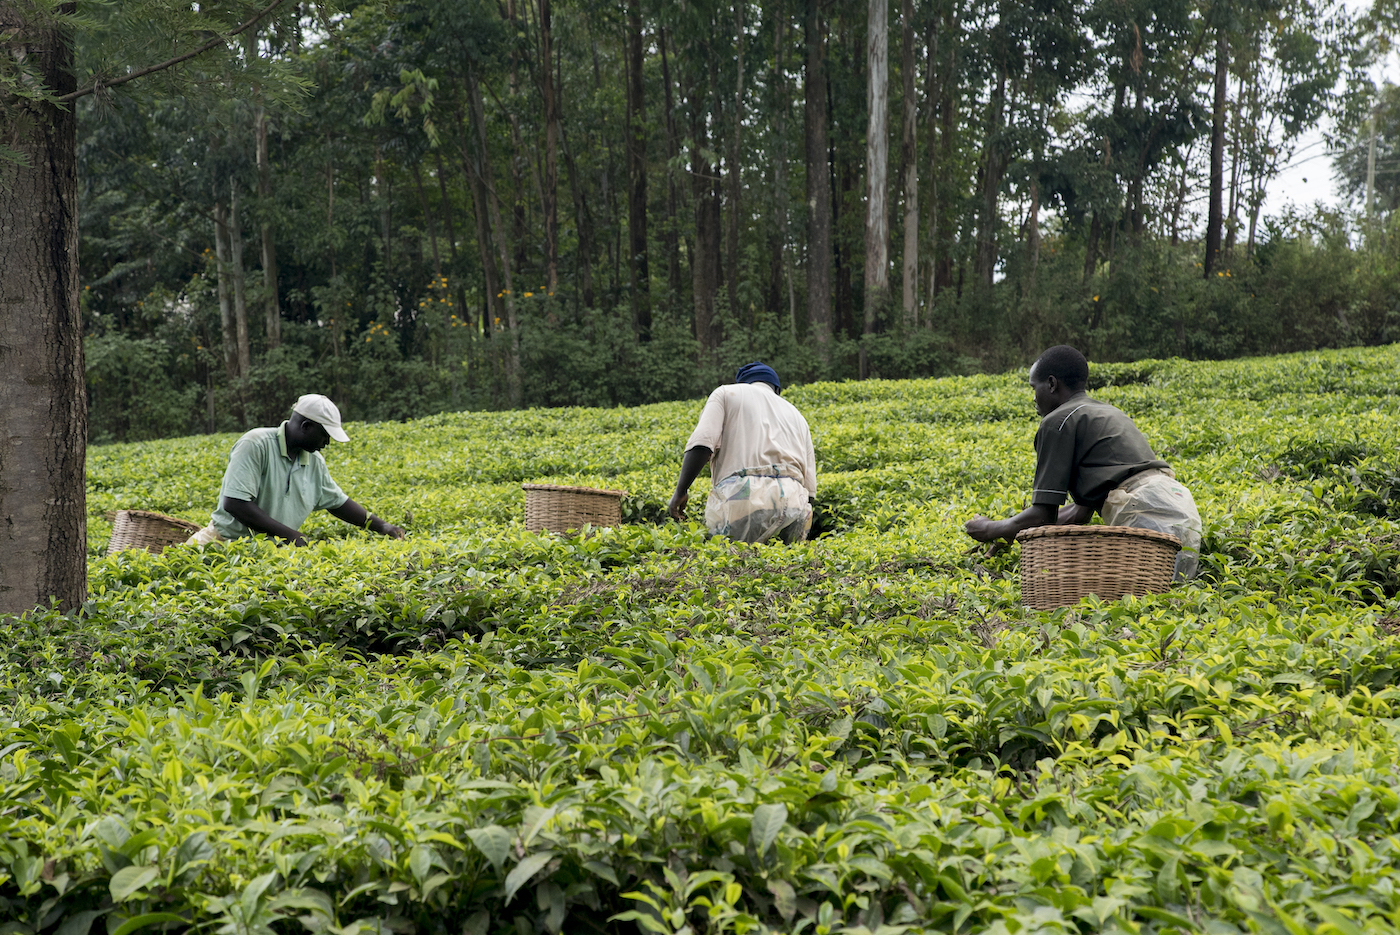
[1033, 345, 1089, 391]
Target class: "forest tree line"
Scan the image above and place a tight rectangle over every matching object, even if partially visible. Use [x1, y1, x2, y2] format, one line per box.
[72, 0, 1400, 442]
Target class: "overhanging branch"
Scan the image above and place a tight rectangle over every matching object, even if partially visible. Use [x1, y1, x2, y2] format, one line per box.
[56, 0, 291, 104]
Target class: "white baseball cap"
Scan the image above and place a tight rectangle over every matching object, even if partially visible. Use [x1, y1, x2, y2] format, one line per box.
[291, 393, 350, 442]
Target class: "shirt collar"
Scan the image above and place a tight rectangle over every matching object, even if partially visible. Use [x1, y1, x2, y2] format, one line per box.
[277, 422, 311, 466]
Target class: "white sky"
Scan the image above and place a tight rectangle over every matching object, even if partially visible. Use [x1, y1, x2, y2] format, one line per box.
[1263, 0, 1395, 217]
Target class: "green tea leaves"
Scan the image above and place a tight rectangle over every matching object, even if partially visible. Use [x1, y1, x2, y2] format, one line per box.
[466, 825, 511, 871]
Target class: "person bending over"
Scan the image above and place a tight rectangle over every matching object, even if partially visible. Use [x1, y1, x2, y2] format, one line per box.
[964, 345, 1202, 578]
[669, 362, 817, 544]
[186, 394, 405, 547]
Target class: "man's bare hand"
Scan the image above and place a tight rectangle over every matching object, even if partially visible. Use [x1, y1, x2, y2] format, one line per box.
[668, 492, 689, 522]
[377, 523, 406, 539]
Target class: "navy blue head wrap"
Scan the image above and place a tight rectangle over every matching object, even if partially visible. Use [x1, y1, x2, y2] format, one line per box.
[735, 361, 781, 391]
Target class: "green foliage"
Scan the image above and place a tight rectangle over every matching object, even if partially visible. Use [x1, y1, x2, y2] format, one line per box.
[10, 346, 1400, 932]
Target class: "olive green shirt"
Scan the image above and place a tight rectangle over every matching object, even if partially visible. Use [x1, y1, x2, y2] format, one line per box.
[209, 423, 348, 539]
[1031, 395, 1169, 510]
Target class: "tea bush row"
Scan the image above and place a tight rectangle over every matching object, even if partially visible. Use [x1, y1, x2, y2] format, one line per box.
[5, 345, 1400, 934]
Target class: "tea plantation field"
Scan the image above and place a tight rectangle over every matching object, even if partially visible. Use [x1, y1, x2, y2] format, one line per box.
[6, 347, 1400, 935]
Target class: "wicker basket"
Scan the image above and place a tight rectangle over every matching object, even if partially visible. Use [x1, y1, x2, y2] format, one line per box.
[522, 483, 626, 533]
[107, 509, 204, 556]
[1017, 524, 1180, 611]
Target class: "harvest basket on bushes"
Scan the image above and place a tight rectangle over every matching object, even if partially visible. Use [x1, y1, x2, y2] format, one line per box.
[522, 483, 626, 534]
[1016, 524, 1180, 611]
[107, 509, 202, 556]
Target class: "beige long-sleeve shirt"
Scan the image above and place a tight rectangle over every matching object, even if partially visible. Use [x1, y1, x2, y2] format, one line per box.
[685, 382, 817, 494]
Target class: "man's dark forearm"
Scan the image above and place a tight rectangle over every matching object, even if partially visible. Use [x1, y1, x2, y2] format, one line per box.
[1056, 502, 1095, 525]
[983, 503, 1058, 541]
[673, 446, 713, 497]
[329, 497, 392, 533]
[221, 496, 303, 542]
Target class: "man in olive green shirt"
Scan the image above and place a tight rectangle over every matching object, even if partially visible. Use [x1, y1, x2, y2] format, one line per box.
[965, 345, 1201, 578]
[186, 394, 404, 546]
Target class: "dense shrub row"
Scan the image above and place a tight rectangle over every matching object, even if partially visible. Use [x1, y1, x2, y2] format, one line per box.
[5, 346, 1400, 933]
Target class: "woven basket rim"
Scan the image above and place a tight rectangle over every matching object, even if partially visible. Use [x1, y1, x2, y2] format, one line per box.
[1016, 523, 1181, 548]
[115, 509, 204, 533]
[521, 483, 627, 497]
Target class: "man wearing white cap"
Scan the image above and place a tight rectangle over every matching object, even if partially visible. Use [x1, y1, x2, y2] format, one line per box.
[185, 394, 404, 546]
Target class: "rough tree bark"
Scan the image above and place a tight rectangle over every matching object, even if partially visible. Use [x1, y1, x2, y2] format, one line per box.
[433, 150, 459, 267]
[467, 65, 521, 405]
[1204, 28, 1227, 277]
[928, 2, 958, 300]
[412, 162, 443, 281]
[726, 0, 745, 330]
[561, 123, 596, 311]
[770, 0, 798, 337]
[899, 0, 917, 327]
[254, 101, 281, 349]
[0, 1, 87, 615]
[374, 145, 392, 275]
[804, 0, 832, 354]
[660, 28, 682, 303]
[624, 0, 651, 338]
[692, 86, 723, 358]
[213, 197, 240, 378]
[862, 0, 890, 375]
[453, 96, 501, 336]
[539, 0, 559, 293]
[229, 178, 253, 376]
[974, 68, 1005, 289]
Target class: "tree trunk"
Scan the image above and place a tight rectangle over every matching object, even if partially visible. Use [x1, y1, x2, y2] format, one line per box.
[561, 124, 596, 311]
[899, 0, 917, 328]
[804, 0, 832, 353]
[1204, 28, 1227, 276]
[213, 198, 239, 379]
[1170, 154, 1189, 246]
[412, 162, 443, 282]
[325, 145, 337, 281]
[434, 150, 459, 265]
[625, 0, 651, 339]
[455, 96, 502, 336]
[660, 28, 682, 303]
[862, 0, 890, 375]
[1084, 211, 1101, 281]
[928, 2, 958, 300]
[0, 0, 87, 615]
[255, 102, 281, 349]
[1225, 68, 1244, 256]
[229, 178, 252, 376]
[974, 69, 1005, 289]
[834, 141, 854, 337]
[467, 65, 521, 405]
[1024, 175, 1040, 295]
[770, 0, 797, 337]
[374, 145, 392, 275]
[692, 93, 722, 357]
[539, 0, 559, 293]
[726, 0, 746, 331]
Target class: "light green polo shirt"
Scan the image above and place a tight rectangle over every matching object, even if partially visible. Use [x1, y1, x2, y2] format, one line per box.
[209, 423, 348, 539]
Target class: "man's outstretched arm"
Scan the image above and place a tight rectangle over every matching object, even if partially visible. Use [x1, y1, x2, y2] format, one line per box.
[329, 498, 405, 538]
[222, 496, 308, 546]
[964, 501, 1093, 542]
[668, 446, 713, 522]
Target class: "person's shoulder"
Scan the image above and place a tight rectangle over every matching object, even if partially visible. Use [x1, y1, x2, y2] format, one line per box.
[1039, 396, 1100, 430]
[232, 426, 278, 448]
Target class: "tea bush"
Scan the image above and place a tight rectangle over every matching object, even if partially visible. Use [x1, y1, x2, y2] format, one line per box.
[7, 346, 1400, 934]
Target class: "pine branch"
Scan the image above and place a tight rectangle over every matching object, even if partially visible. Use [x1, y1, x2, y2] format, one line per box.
[56, 0, 291, 104]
